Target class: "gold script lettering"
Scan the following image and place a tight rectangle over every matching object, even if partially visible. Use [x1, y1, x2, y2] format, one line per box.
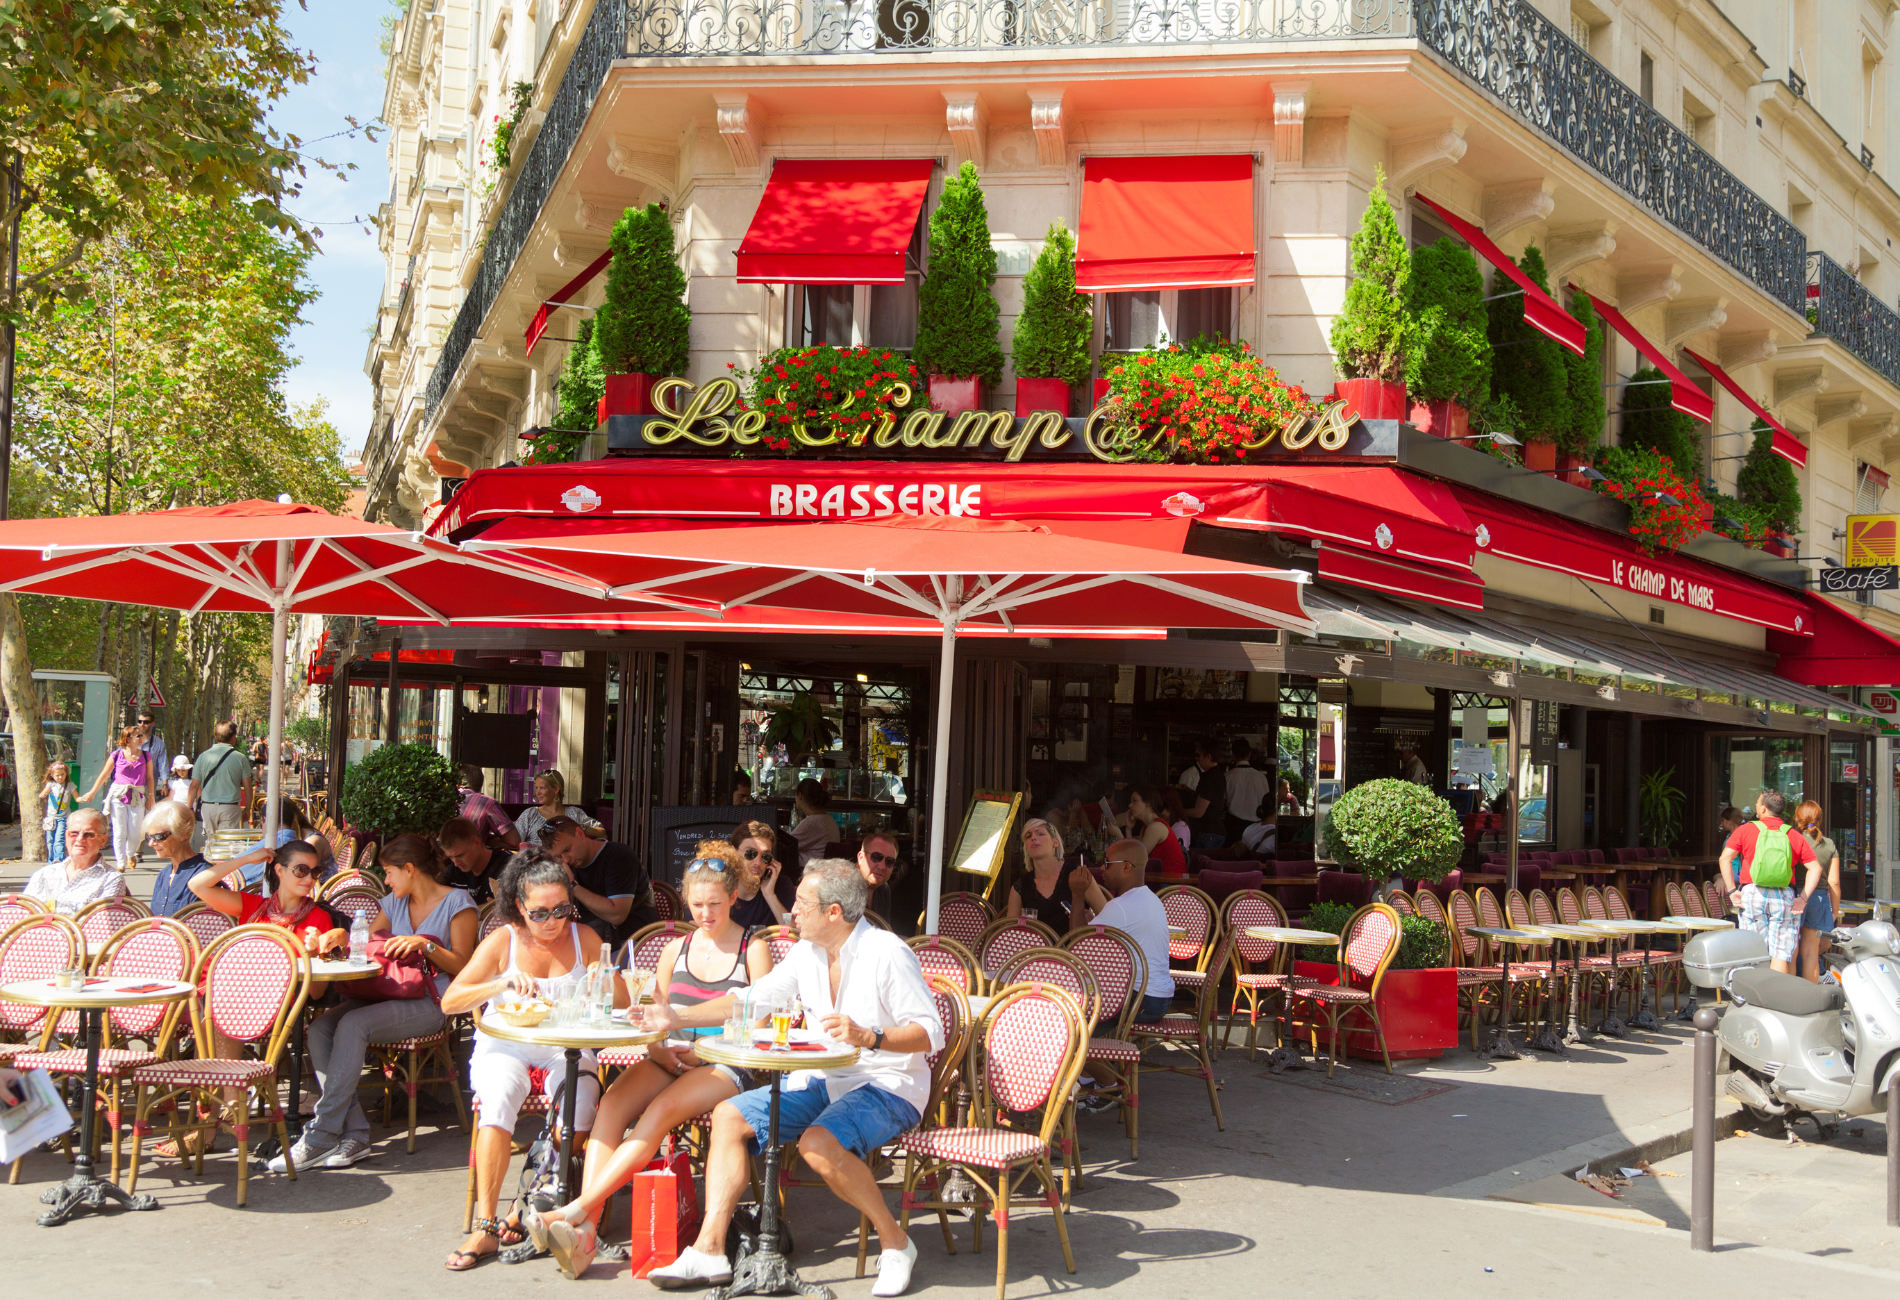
[899, 410, 942, 448]
[645, 377, 740, 447]
[1313, 398, 1354, 451]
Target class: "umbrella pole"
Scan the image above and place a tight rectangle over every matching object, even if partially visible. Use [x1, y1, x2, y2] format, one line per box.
[264, 540, 288, 853]
[924, 620, 957, 936]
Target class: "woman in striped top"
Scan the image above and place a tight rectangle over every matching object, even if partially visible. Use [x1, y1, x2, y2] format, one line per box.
[526, 840, 772, 1278]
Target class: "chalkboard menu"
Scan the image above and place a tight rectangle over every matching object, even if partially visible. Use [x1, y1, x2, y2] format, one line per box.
[1529, 699, 1561, 765]
[650, 804, 782, 888]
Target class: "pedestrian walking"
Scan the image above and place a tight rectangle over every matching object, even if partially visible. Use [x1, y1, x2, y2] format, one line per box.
[39, 761, 77, 863]
[79, 725, 154, 871]
[1719, 790, 1822, 975]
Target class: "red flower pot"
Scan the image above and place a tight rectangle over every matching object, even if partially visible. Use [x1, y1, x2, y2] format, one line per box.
[1521, 439, 1558, 472]
[928, 374, 982, 414]
[1761, 532, 1798, 558]
[1332, 378, 1407, 421]
[1289, 961, 1458, 1060]
[1015, 377, 1071, 416]
[1698, 498, 1715, 524]
[598, 372, 661, 425]
[1407, 397, 1470, 440]
[1556, 452, 1590, 486]
[1092, 377, 1112, 409]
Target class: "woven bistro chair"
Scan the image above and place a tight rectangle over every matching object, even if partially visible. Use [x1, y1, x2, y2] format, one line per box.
[907, 933, 983, 996]
[974, 917, 1059, 984]
[1285, 903, 1402, 1077]
[16, 918, 198, 1184]
[0, 913, 86, 1182]
[475, 900, 509, 942]
[626, 920, 694, 980]
[1665, 881, 1688, 917]
[1703, 880, 1726, 917]
[1555, 886, 1619, 1018]
[318, 868, 383, 899]
[894, 983, 1088, 1300]
[651, 880, 685, 923]
[925, 891, 996, 950]
[1219, 890, 1294, 1059]
[991, 947, 1100, 1201]
[1476, 887, 1553, 1025]
[1060, 924, 1146, 1158]
[0, 893, 46, 929]
[369, 1023, 471, 1154]
[1130, 927, 1236, 1131]
[1385, 889, 1416, 917]
[128, 924, 310, 1206]
[1155, 884, 1220, 989]
[171, 903, 235, 950]
[73, 896, 146, 952]
[1608, 885, 1682, 1009]
[753, 923, 801, 967]
[1444, 890, 1501, 1050]
[322, 884, 386, 926]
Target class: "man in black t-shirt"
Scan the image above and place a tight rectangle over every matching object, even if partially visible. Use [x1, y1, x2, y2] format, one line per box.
[439, 816, 509, 905]
[1185, 739, 1230, 850]
[544, 815, 658, 947]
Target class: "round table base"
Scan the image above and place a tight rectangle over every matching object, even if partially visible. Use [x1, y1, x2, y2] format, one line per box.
[1479, 1033, 1522, 1061]
[713, 1245, 835, 1300]
[1525, 1025, 1568, 1056]
[1264, 1045, 1311, 1074]
[36, 1171, 159, 1226]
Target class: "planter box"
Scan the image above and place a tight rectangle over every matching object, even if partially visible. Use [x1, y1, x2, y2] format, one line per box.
[928, 374, 982, 414]
[1556, 452, 1591, 486]
[1407, 397, 1469, 440]
[1092, 377, 1112, 409]
[598, 372, 661, 424]
[1761, 533, 1798, 558]
[1332, 378, 1407, 421]
[1289, 960, 1458, 1061]
[1015, 377, 1071, 416]
[1521, 440, 1558, 472]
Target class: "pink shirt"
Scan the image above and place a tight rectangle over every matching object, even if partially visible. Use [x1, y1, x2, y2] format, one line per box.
[109, 749, 148, 796]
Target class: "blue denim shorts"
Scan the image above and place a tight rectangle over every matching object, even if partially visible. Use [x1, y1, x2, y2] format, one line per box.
[729, 1081, 920, 1161]
[1802, 890, 1835, 932]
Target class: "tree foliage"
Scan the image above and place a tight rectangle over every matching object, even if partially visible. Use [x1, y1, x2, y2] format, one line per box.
[1559, 290, 1606, 456]
[913, 161, 1004, 385]
[553, 316, 605, 431]
[1320, 778, 1463, 882]
[1403, 238, 1488, 406]
[1619, 365, 1704, 480]
[1009, 223, 1091, 389]
[1736, 418, 1803, 533]
[340, 741, 461, 838]
[593, 203, 689, 376]
[1329, 168, 1408, 383]
[1487, 245, 1571, 442]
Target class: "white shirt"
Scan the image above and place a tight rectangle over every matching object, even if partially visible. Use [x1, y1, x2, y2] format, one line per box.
[1092, 885, 1175, 1000]
[1177, 764, 1201, 792]
[1241, 821, 1277, 854]
[24, 859, 128, 916]
[791, 812, 841, 861]
[1225, 761, 1272, 825]
[168, 777, 193, 805]
[744, 919, 945, 1114]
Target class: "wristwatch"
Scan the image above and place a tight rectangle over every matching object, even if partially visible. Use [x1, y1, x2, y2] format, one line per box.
[871, 1028, 885, 1052]
[423, 940, 437, 956]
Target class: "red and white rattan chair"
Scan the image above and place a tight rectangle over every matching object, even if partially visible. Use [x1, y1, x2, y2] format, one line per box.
[1285, 902, 1401, 1077]
[74, 897, 146, 961]
[1130, 927, 1235, 1130]
[1060, 924, 1146, 1158]
[318, 869, 382, 900]
[907, 933, 982, 995]
[650, 880, 684, 923]
[1444, 890, 1500, 1049]
[171, 903, 235, 950]
[974, 917, 1058, 983]
[753, 923, 801, 967]
[1219, 890, 1292, 1059]
[895, 983, 1086, 1300]
[476, 900, 508, 941]
[0, 893, 46, 929]
[369, 1024, 471, 1153]
[322, 885, 386, 925]
[1386, 889, 1416, 916]
[0, 913, 84, 1182]
[626, 920, 694, 978]
[1702, 879, 1726, 917]
[991, 946, 1100, 1199]
[1155, 884, 1219, 989]
[128, 924, 310, 1205]
[925, 891, 996, 950]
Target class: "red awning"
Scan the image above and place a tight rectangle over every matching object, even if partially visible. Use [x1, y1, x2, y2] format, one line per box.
[736, 160, 934, 285]
[1452, 486, 1813, 636]
[1769, 594, 1900, 685]
[1414, 194, 1585, 356]
[1681, 348, 1809, 468]
[1316, 544, 1486, 610]
[1576, 289, 1714, 423]
[524, 248, 613, 356]
[1075, 155, 1256, 292]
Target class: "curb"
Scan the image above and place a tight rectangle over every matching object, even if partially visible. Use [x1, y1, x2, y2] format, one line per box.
[1574, 1106, 1752, 1177]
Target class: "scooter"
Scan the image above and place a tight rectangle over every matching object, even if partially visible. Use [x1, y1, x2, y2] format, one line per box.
[1683, 918, 1900, 1138]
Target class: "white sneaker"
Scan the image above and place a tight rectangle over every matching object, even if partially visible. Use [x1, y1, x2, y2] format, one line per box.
[648, 1246, 732, 1289]
[266, 1135, 333, 1175]
[321, 1137, 374, 1168]
[871, 1237, 918, 1297]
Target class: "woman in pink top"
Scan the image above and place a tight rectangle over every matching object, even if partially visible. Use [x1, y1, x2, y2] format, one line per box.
[80, 724, 154, 871]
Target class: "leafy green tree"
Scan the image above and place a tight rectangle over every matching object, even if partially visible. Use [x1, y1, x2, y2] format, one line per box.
[1736, 418, 1803, 532]
[1619, 365, 1704, 479]
[1403, 238, 1488, 406]
[1560, 289, 1606, 455]
[340, 742, 461, 838]
[1009, 223, 1091, 389]
[593, 204, 690, 376]
[1329, 167, 1408, 382]
[913, 161, 1004, 385]
[1487, 244, 1570, 441]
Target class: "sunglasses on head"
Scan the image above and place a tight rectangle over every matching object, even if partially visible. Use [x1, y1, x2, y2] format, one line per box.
[686, 859, 731, 875]
[741, 847, 776, 863]
[864, 850, 896, 867]
[524, 904, 574, 923]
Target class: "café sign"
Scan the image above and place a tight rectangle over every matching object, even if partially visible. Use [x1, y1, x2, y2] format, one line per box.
[603, 377, 1395, 465]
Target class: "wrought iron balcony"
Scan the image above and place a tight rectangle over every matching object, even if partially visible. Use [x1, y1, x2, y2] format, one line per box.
[1414, 0, 1808, 317]
[1807, 251, 1900, 390]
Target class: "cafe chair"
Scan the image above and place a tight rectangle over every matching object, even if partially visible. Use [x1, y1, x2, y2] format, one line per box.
[927, 892, 996, 950]
[170, 903, 235, 950]
[651, 880, 684, 923]
[894, 983, 1088, 1300]
[974, 917, 1059, 984]
[1476, 887, 1553, 1024]
[1702, 880, 1726, 917]
[1665, 881, 1687, 918]
[0, 913, 86, 1183]
[626, 920, 694, 978]
[1218, 891, 1293, 1061]
[73, 898, 147, 963]
[1154, 884, 1219, 989]
[322, 884, 387, 926]
[754, 923, 801, 966]
[907, 933, 982, 995]
[992, 947, 1100, 1201]
[0, 894, 45, 933]
[1608, 886, 1682, 1008]
[476, 900, 508, 941]
[1444, 890, 1501, 1050]
[1130, 928, 1236, 1130]
[1679, 884, 1709, 920]
[369, 1025, 470, 1154]
[1285, 902, 1401, 1077]
[1385, 889, 1415, 917]
[318, 869, 383, 899]
[1061, 924, 1147, 1158]
[129, 924, 310, 1206]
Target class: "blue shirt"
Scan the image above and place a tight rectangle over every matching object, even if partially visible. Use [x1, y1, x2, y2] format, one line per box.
[151, 853, 209, 917]
[239, 830, 299, 886]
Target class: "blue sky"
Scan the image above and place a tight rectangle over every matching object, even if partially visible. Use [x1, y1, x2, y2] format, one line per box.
[272, 0, 393, 461]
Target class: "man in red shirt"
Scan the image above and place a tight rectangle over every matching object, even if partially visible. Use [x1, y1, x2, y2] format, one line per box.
[457, 765, 521, 850]
[1718, 790, 1821, 973]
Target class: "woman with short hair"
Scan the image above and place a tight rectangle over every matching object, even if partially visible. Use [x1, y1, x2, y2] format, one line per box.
[514, 769, 602, 847]
[143, 801, 206, 917]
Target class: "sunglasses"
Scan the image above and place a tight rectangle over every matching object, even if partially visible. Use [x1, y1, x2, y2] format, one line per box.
[741, 848, 777, 863]
[281, 863, 320, 880]
[864, 851, 897, 867]
[146, 832, 172, 846]
[524, 905, 574, 923]
[686, 859, 732, 875]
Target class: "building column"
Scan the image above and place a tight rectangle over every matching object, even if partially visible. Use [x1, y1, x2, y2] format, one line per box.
[1625, 714, 1643, 849]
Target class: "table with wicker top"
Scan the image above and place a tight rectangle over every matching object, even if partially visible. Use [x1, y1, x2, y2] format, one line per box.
[1465, 927, 1553, 1060]
[0, 976, 192, 1225]
[694, 1032, 860, 1300]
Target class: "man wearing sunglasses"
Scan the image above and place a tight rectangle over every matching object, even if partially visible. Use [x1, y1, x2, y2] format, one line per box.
[857, 831, 901, 931]
[1069, 837, 1175, 1022]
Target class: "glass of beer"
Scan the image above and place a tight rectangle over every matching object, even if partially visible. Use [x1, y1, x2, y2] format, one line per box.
[771, 997, 795, 1050]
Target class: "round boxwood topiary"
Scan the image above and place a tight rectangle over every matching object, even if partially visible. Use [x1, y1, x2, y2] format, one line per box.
[339, 742, 462, 840]
[1320, 778, 1462, 883]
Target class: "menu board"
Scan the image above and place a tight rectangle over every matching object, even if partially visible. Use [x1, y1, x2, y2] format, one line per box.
[650, 804, 781, 887]
[1529, 699, 1561, 765]
[948, 790, 1023, 882]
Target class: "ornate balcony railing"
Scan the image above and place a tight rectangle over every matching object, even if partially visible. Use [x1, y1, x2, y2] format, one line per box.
[423, 0, 630, 420]
[624, 0, 1408, 54]
[1414, 0, 1808, 316]
[1808, 251, 1900, 389]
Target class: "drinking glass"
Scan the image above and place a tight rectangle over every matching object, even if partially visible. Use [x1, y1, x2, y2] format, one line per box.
[771, 997, 794, 1051]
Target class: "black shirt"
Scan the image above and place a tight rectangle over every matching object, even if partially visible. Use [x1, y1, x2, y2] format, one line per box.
[1012, 865, 1074, 935]
[447, 847, 509, 906]
[574, 839, 656, 948]
[1191, 763, 1229, 836]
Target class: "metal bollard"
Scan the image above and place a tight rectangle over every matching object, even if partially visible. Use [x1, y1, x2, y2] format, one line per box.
[1691, 1005, 1718, 1252]
[1889, 1072, 1899, 1229]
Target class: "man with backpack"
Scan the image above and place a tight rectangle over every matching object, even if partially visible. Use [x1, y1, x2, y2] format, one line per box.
[1718, 790, 1822, 974]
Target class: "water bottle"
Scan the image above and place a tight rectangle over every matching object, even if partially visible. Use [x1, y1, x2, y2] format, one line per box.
[349, 913, 370, 965]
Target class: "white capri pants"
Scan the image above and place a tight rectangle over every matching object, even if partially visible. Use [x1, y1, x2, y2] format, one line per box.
[106, 789, 143, 863]
[469, 1034, 600, 1133]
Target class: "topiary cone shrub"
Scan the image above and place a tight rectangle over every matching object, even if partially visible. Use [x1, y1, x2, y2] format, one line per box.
[340, 742, 462, 841]
[1329, 166, 1409, 420]
[1320, 778, 1463, 883]
[1404, 237, 1489, 438]
[914, 161, 1003, 413]
[1010, 222, 1092, 415]
[1487, 243, 1570, 466]
[594, 203, 690, 420]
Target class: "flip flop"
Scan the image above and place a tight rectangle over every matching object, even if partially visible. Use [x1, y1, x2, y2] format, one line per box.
[497, 1209, 527, 1247]
[444, 1247, 494, 1272]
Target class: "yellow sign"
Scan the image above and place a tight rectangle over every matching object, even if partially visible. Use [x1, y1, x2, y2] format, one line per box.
[1845, 514, 1900, 567]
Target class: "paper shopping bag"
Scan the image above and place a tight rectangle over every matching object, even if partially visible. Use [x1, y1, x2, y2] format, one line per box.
[0, 1068, 73, 1164]
[626, 1139, 701, 1279]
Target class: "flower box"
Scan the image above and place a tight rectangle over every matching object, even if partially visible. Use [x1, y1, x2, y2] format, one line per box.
[1407, 397, 1469, 440]
[598, 372, 661, 424]
[1015, 377, 1071, 416]
[1290, 960, 1459, 1061]
[1521, 440, 1558, 472]
[928, 374, 982, 414]
[1761, 532, 1798, 558]
[1332, 378, 1407, 422]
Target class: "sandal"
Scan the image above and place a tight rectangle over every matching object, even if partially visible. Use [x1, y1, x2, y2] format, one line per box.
[447, 1219, 503, 1272]
[497, 1207, 527, 1247]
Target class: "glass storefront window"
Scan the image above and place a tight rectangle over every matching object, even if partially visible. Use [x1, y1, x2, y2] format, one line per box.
[737, 668, 914, 836]
[1830, 738, 1867, 870]
[1714, 735, 1807, 822]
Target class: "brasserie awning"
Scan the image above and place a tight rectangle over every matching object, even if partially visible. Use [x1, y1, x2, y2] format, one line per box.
[1415, 193, 1586, 356]
[1683, 347, 1810, 468]
[735, 159, 934, 285]
[1769, 592, 1900, 686]
[1074, 154, 1256, 292]
[1577, 289, 1714, 423]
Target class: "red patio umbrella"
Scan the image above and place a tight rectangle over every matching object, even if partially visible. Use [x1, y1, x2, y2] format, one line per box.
[459, 513, 1314, 931]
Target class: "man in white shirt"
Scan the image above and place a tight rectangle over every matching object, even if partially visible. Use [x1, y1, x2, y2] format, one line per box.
[1070, 837, 1176, 1021]
[1223, 738, 1272, 843]
[647, 858, 944, 1297]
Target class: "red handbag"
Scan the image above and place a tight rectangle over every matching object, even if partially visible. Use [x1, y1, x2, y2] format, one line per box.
[349, 932, 439, 1003]
[626, 1136, 701, 1278]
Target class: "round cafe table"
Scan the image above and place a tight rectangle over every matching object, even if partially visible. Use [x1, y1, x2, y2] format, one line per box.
[1579, 919, 1666, 1034]
[1518, 923, 1601, 1049]
[0, 975, 193, 1226]
[695, 1032, 859, 1300]
[477, 1013, 665, 1205]
[1245, 926, 1339, 1072]
[1465, 927, 1553, 1060]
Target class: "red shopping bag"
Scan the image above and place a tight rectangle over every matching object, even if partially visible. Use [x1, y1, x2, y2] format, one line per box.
[627, 1137, 701, 1279]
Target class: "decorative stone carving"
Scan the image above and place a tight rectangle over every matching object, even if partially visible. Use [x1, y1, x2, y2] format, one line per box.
[710, 93, 762, 171]
[1272, 82, 1310, 167]
[1716, 331, 1778, 370]
[1387, 126, 1466, 193]
[1816, 393, 1868, 426]
[1545, 222, 1618, 281]
[1663, 299, 1727, 351]
[1481, 179, 1555, 237]
[1849, 415, 1897, 458]
[574, 194, 622, 234]
[554, 235, 610, 270]
[944, 91, 987, 170]
[607, 135, 680, 195]
[1027, 87, 1066, 168]
[1773, 366, 1828, 405]
[1615, 270, 1683, 315]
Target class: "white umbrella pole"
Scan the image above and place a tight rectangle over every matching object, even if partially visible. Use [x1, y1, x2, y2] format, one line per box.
[924, 618, 957, 936]
[264, 540, 288, 852]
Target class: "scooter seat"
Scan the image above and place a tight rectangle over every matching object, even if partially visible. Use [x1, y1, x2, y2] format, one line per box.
[1731, 968, 1844, 1016]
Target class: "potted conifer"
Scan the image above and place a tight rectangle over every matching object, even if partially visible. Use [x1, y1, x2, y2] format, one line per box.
[1009, 223, 1092, 416]
[593, 203, 691, 421]
[1403, 238, 1489, 439]
[1620, 363, 1705, 488]
[1556, 289, 1606, 481]
[913, 162, 1004, 413]
[1737, 418, 1804, 556]
[1487, 244, 1570, 471]
[1329, 167, 1409, 421]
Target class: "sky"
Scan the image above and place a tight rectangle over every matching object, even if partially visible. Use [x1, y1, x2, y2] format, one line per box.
[270, 0, 394, 462]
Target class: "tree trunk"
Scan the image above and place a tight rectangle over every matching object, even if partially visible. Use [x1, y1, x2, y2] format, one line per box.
[93, 600, 111, 671]
[0, 592, 45, 861]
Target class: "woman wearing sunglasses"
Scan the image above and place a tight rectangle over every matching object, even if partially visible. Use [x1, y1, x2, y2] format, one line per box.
[188, 840, 343, 952]
[142, 801, 209, 917]
[524, 840, 773, 1278]
[441, 850, 618, 1271]
[726, 819, 790, 928]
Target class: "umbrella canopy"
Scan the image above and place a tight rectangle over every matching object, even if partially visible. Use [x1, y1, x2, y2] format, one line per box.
[462, 513, 1314, 931]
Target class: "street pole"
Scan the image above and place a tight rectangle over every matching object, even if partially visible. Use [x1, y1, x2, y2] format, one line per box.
[1505, 695, 1521, 896]
[1888, 1074, 1899, 1228]
[1691, 1004, 1718, 1251]
[0, 150, 20, 522]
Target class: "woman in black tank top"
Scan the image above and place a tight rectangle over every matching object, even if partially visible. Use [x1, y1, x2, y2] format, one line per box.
[1006, 817, 1075, 934]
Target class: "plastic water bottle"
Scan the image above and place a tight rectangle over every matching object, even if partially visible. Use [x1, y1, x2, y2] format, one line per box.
[349, 913, 370, 965]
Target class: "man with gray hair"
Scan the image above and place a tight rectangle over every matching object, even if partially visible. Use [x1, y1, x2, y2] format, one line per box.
[647, 857, 944, 1296]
